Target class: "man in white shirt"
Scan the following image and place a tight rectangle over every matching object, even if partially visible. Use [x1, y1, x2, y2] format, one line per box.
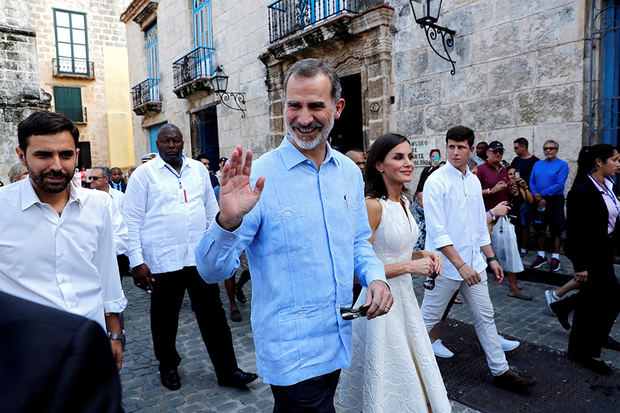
[421, 125, 536, 391]
[90, 166, 129, 279]
[122, 124, 257, 391]
[90, 166, 128, 253]
[0, 111, 127, 371]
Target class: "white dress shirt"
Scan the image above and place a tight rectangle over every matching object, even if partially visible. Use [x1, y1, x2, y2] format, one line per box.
[105, 187, 128, 255]
[423, 161, 491, 281]
[122, 154, 218, 274]
[109, 187, 124, 211]
[0, 179, 127, 329]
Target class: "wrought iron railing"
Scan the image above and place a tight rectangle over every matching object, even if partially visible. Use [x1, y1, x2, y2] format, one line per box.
[131, 78, 161, 108]
[55, 106, 87, 123]
[172, 46, 216, 89]
[52, 58, 95, 78]
[267, 0, 359, 43]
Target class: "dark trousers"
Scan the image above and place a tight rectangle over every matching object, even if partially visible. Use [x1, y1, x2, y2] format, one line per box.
[271, 370, 341, 413]
[116, 254, 131, 278]
[150, 266, 238, 379]
[567, 244, 620, 359]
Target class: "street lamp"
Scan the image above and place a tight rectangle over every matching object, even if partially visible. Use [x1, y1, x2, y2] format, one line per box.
[409, 0, 457, 75]
[211, 65, 247, 118]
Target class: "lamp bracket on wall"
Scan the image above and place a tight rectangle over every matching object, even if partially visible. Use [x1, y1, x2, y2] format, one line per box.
[420, 22, 456, 75]
[211, 65, 247, 118]
[409, 0, 457, 76]
[215, 91, 247, 118]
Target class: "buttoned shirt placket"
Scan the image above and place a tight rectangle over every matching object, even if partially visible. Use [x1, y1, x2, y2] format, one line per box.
[51, 199, 80, 310]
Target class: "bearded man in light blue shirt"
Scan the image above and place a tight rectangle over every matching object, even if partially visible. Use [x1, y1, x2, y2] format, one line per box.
[195, 59, 392, 412]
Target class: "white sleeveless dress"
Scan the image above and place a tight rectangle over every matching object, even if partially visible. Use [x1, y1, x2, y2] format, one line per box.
[338, 198, 451, 413]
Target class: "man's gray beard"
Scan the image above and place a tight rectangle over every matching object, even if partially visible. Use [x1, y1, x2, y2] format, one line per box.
[287, 117, 334, 151]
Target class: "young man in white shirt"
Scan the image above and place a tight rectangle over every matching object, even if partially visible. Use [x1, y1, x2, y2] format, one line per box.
[122, 124, 257, 391]
[0, 111, 127, 371]
[421, 125, 536, 391]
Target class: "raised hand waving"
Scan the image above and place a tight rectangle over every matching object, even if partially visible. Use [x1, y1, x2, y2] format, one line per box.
[218, 146, 265, 230]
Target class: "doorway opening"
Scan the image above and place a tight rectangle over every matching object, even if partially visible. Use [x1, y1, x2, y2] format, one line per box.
[191, 106, 220, 170]
[76, 141, 91, 169]
[330, 73, 364, 154]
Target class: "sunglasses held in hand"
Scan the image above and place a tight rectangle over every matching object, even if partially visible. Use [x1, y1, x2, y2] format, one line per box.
[423, 271, 439, 290]
[340, 304, 370, 320]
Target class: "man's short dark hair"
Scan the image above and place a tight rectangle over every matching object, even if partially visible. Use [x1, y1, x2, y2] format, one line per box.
[157, 123, 181, 139]
[93, 166, 111, 178]
[18, 111, 79, 151]
[514, 137, 529, 148]
[446, 126, 475, 147]
[283, 58, 342, 103]
[476, 141, 488, 149]
[196, 154, 209, 162]
[430, 148, 440, 156]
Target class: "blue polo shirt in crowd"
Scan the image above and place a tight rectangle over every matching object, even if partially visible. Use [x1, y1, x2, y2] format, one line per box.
[195, 137, 386, 386]
[529, 158, 569, 196]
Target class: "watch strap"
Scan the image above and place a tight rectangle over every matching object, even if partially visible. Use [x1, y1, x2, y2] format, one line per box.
[108, 330, 125, 340]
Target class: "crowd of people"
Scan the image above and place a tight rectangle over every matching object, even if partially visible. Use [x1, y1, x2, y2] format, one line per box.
[0, 58, 618, 412]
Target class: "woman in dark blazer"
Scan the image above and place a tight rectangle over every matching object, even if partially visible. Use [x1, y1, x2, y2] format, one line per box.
[563, 144, 620, 374]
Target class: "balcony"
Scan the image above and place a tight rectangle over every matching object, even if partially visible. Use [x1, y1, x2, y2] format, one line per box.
[267, 0, 360, 43]
[131, 78, 162, 116]
[52, 58, 95, 80]
[55, 106, 87, 124]
[172, 46, 216, 99]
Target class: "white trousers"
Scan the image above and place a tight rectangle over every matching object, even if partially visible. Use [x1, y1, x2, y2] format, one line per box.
[420, 271, 510, 376]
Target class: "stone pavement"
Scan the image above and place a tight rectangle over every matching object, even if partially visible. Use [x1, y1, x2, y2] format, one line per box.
[409, 272, 620, 369]
[119, 269, 618, 413]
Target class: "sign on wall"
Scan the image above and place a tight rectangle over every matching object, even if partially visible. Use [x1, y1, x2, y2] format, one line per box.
[410, 137, 435, 167]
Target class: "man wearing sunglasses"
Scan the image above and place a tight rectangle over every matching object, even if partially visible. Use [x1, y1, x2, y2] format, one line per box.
[476, 141, 531, 300]
[344, 149, 366, 172]
[90, 167, 129, 277]
[529, 140, 569, 272]
[476, 141, 510, 211]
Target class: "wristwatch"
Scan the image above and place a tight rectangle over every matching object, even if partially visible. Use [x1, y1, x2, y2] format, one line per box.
[108, 330, 125, 341]
[486, 256, 498, 264]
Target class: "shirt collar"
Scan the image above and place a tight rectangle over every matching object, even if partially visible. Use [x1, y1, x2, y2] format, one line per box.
[446, 160, 471, 178]
[484, 160, 502, 171]
[153, 153, 190, 172]
[20, 178, 83, 211]
[280, 137, 340, 170]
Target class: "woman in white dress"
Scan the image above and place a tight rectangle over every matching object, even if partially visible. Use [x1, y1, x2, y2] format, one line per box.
[338, 133, 451, 413]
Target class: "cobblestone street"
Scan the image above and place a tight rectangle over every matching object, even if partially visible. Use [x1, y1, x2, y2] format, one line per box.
[119, 269, 619, 413]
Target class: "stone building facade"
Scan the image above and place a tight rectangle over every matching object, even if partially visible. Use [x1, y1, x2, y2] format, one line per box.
[30, 0, 135, 170]
[0, 1, 49, 182]
[122, 0, 606, 186]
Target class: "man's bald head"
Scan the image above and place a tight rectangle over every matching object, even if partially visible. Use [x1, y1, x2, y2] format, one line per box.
[345, 149, 366, 171]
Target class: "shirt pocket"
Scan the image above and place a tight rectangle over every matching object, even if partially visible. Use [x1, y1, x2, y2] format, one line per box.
[342, 194, 359, 234]
[264, 206, 310, 253]
[277, 306, 325, 366]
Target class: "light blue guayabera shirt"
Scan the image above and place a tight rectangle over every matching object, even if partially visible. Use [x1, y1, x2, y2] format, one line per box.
[195, 137, 386, 386]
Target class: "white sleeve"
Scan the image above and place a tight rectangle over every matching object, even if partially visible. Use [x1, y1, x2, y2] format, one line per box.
[97, 196, 127, 313]
[122, 172, 147, 268]
[424, 178, 453, 249]
[109, 198, 128, 255]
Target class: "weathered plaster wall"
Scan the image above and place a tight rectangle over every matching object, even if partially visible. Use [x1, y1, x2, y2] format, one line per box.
[30, 0, 131, 168]
[389, 0, 587, 188]
[0, 0, 49, 182]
